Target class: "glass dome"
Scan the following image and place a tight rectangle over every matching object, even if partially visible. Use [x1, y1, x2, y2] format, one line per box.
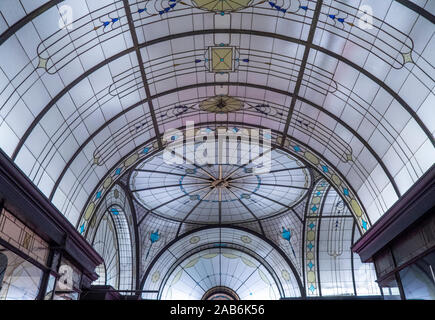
[130, 147, 310, 224]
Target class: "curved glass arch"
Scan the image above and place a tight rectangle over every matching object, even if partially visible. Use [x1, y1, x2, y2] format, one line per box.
[78, 124, 370, 238]
[92, 212, 120, 289]
[160, 247, 281, 300]
[141, 226, 303, 299]
[0, 0, 432, 231]
[130, 147, 310, 224]
[88, 184, 136, 292]
[304, 179, 380, 297]
[0, 0, 433, 301]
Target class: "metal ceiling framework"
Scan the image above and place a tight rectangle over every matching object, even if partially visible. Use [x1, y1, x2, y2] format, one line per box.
[281, 0, 323, 146]
[129, 147, 310, 228]
[4, 23, 430, 218]
[73, 121, 378, 297]
[9, 28, 434, 162]
[46, 79, 400, 206]
[122, 0, 162, 149]
[0, 0, 433, 46]
[0, 0, 434, 299]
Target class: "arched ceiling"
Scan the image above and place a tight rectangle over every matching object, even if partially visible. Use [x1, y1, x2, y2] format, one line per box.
[140, 226, 303, 299]
[160, 248, 282, 300]
[130, 148, 310, 224]
[0, 0, 434, 230]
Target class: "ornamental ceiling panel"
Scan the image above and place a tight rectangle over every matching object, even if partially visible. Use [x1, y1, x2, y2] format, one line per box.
[0, 0, 433, 232]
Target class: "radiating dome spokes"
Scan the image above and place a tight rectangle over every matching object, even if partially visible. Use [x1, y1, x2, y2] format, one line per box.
[130, 147, 310, 224]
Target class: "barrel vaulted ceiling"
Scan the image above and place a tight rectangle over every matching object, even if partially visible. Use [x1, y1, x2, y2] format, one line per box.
[0, 0, 434, 232]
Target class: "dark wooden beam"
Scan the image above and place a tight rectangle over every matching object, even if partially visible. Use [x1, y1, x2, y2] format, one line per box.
[281, 0, 323, 146]
[122, 0, 162, 148]
[352, 164, 435, 262]
[394, 0, 435, 24]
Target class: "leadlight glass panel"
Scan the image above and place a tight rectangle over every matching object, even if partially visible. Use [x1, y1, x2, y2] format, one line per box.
[0, 244, 44, 300]
[0, 208, 49, 267]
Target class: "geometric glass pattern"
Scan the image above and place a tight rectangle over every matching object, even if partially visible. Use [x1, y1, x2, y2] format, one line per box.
[193, 0, 252, 12]
[210, 47, 234, 72]
[0, 209, 49, 267]
[161, 248, 280, 300]
[131, 148, 310, 224]
[0, 0, 433, 301]
[199, 96, 243, 113]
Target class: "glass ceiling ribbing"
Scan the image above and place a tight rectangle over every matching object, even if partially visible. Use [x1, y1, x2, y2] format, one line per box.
[0, 0, 433, 230]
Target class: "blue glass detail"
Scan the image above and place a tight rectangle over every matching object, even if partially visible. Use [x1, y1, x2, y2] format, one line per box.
[80, 223, 85, 234]
[309, 222, 315, 229]
[307, 242, 314, 250]
[311, 205, 318, 212]
[329, 14, 336, 19]
[293, 145, 301, 152]
[338, 18, 345, 23]
[143, 147, 150, 154]
[150, 230, 160, 243]
[281, 227, 291, 241]
[111, 208, 119, 215]
[322, 165, 328, 173]
[195, 59, 202, 63]
[308, 261, 314, 269]
[96, 191, 102, 200]
[115, 168, 122, 175]
[343, 188, 349, 196]
[309, 284, 316, 293]
[362, 219, 368, 230]
[300, 6, 308, 11]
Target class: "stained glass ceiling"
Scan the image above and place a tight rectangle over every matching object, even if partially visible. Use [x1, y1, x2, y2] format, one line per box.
[0, 0, 434, 231]
[141, 227, 302, 299]
[130, 148, 309, 224]
[160, 248, 281, 300]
